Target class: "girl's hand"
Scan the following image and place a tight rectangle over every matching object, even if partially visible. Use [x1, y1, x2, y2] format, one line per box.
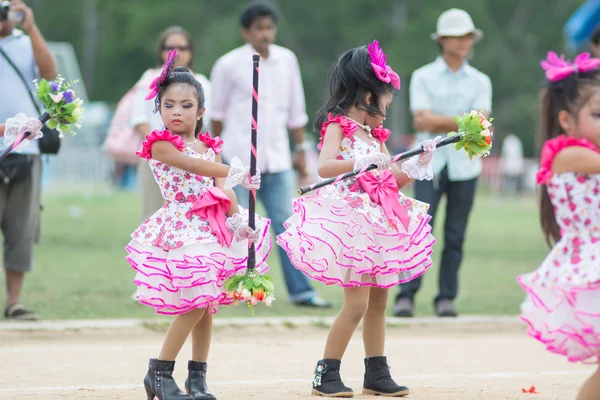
[242, 169, 261, 190]
[417, 136, 440, 166]
[4, 114, 43, 151]
[400, 137, 440, 181]
[224, 157, 261, 190]
[226, 213, 261, 243]
[354, 151, 392, 171]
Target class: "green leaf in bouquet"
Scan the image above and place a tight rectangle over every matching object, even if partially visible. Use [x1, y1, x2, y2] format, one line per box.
[61, 102, 77, 112]
[47, 119, 58, 129]
[224, 275, 243, 291]
[262, 279, 275, 293]
[38, 79, 50, 96]
[455, 141, 463, 150]
[59, 123, 70, 132]
[63, 115, 77, 124]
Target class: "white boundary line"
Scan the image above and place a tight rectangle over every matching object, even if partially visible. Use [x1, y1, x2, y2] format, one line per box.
[0, 371, 588, 393]
[0, 315, 521, 332]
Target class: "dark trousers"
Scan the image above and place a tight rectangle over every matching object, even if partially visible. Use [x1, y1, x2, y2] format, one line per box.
[397, 167, 477, 303]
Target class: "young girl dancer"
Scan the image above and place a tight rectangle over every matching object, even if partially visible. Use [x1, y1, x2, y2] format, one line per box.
[277, 40, 437, 398]
[126, 51, 271, 400]
[518, 51, 600, 400]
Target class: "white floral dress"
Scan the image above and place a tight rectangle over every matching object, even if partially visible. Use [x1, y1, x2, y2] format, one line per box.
[518, 135, 600, 364]
[277, 114, 435, 288]
[126, 130, 272, 315]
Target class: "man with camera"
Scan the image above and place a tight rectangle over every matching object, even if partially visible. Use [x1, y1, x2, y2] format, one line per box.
[0, 0, 57, 320]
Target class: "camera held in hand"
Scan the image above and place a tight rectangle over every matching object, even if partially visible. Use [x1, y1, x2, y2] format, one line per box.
[0, 1, 24, 24]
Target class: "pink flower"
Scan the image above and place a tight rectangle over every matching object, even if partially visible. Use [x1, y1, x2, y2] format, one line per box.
[187, 194, 197, 203]
[197, 132, 224, 154]
[348, 182, 361, 192]
[175, 192, 185, 202]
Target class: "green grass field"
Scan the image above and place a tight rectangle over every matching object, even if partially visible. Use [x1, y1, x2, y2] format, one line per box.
[10, 187, 547, 320]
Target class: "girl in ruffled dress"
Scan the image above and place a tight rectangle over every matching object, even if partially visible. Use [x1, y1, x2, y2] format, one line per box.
[517, 51, 600, 400]
[277, 40, 437, 398]
[126, 51, 270, 400]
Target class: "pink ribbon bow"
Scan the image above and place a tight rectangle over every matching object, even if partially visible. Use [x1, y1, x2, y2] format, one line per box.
[145, 49, 177, 100]
[357, 170, 410, 231]
[185, 187, 233, 247]
[368, 40, 401, 90]
[541, 51, 600, 82]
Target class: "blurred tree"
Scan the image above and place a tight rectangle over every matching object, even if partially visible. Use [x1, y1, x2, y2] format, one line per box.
[30, 0, 584, 156]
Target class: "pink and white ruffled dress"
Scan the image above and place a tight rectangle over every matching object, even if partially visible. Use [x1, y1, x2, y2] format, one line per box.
[126, 130, 272, 315]
[277, 114, 435, 288]
[518, 135, 600, 364]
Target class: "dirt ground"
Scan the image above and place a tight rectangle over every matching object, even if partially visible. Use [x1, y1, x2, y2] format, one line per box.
[0, 321, 594, 400]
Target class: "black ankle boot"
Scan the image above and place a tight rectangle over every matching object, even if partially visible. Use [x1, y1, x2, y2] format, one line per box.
[311, 359, 353, 398]
[144, 358, 192, 400]
[185, 361, 216, 400]
[362, 356, 409, 397]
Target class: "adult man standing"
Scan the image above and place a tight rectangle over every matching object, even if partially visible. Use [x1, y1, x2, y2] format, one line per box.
[210, 2, 330, 308]
[0, 0, 57, 320]
[394, 9, 492, 318]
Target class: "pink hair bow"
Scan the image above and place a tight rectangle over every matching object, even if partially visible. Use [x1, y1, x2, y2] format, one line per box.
[540, 51, 600, 82]
[145, 49, 177, 100]
[368, 40, 401, 90]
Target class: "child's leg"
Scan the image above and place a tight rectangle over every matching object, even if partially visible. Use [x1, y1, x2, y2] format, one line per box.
[158, 308, 206, 361]
[191, 313, 213, 361]
[363, 287, 388, 357]
[323, 287, 370, 359]
[576, 365, 600, 400]
[185, 313, 216, 399]
[361, 287, 409, 397]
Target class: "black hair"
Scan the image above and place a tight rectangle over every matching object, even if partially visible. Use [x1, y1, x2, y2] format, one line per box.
[538, 68, 600, 247]
[155, 66, 206, 135]
[157, 26, 194, 70]
[240, 1, 278, 29]
[314, 45, 396, 132]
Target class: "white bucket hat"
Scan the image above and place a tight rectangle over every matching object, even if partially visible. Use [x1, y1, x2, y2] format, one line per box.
[430, 8, 483, 42]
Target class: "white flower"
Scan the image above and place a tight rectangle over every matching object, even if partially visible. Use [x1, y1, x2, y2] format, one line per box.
[480, 129, 491, 137]
[470, 110, 479, 117]
[482, 120, 492, 129]
[241, 289, 251, 300]
[265, 296, 273, 306]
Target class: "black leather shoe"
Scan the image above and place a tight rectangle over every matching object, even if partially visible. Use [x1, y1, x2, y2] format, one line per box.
[363, 356, 409, 397]
[144, 358, 192, 400]
[185, 361, 216, 400]
[311, 359, 353, 397]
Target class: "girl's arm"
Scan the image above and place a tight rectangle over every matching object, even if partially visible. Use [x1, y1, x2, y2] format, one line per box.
[553, 146, 600, 175]
[0, 124, 5, 137]
[151, 141, 231, 178]
[317, 124, 355, 178]
[381, 143, 413, 189]
[213, 153, 240, 216]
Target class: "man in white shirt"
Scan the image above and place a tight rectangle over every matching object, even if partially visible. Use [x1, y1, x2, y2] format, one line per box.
[210, 2, 330, 308]
[394, 9, 492, 318]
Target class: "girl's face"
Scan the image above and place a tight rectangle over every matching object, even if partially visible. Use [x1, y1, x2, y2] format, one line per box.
[159, 83, 204, 136]
[562, 87, 600, 148]
[161, 33, 192, 68]
[364, 90, 393, 129]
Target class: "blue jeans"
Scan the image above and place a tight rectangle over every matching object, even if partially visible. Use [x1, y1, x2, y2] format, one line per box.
[233, 169, 316, 302]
